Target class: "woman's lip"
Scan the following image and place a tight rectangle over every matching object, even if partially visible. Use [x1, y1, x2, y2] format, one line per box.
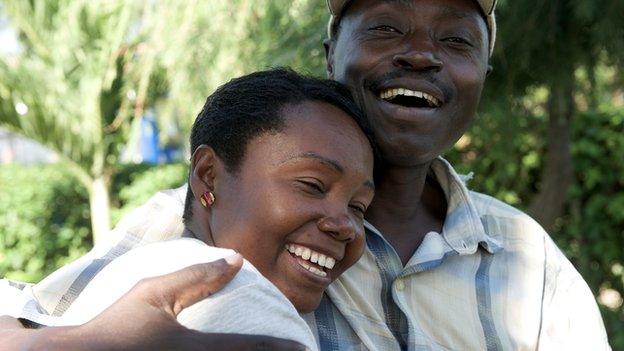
[285, 250, 332, 286]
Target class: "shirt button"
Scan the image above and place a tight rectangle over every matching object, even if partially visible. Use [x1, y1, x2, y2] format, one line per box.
[395, 279, 405, 291]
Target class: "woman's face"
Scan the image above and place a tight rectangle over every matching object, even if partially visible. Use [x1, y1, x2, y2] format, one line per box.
[193, 100, 374, 313]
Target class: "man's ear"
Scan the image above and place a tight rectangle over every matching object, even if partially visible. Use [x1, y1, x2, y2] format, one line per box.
[323, 38, 335, 79]
[486, 64, 494, 76]
[189, 145, 219, 202]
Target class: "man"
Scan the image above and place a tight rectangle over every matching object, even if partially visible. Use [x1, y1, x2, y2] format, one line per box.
[0, 0, 610, 350]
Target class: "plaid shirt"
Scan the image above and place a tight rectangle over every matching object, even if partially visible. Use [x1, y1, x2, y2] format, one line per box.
[1, 158, 610, 350]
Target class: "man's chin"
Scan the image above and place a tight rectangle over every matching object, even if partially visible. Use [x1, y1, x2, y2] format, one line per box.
[378, 149, 438, 169]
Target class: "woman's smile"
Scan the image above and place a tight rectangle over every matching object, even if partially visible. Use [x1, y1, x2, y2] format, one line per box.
[285, 243, 339, 280]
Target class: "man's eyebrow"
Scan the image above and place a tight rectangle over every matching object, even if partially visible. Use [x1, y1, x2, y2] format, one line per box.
[283, 152, 344, 173]
[436, 6, 485, 40]
[363, 180, 375, 191]
[439, 6, 472, 20]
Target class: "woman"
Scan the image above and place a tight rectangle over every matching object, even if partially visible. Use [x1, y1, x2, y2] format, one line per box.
[44, 69, 376, 351]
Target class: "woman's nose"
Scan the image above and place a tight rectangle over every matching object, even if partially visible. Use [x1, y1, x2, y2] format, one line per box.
[317, 213, 357, 242]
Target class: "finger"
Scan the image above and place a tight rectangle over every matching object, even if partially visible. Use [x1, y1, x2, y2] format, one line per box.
[145, 253, 244, 315]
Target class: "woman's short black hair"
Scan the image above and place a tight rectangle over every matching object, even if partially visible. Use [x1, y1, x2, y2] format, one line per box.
[183, 68, 376, 222]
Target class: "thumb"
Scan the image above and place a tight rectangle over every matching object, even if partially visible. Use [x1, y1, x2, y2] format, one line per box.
[145, 253, 244, 316]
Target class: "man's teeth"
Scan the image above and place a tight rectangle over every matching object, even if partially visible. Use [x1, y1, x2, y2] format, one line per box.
[379, 88, 441, 107]
[286, 243, 336, 275]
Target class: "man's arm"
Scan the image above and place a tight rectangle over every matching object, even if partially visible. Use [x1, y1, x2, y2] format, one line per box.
[1, 255, 304, 351]
[537, 236, 611, 350]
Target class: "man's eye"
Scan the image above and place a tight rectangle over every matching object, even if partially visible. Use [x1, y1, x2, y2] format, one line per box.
[349, 204, 366, 217]
[443, 37, 472, 46]
[369, 25, 401, 34]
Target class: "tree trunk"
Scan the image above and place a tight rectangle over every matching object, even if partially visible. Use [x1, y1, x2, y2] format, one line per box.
[529, 84, 574, 232]
[89, 175, 111, 244]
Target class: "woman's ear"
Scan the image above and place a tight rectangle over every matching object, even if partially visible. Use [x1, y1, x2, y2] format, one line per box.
[189, 145, 219, 204]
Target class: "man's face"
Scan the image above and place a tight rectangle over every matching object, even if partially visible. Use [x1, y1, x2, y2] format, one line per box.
[326, 0, 490, 166]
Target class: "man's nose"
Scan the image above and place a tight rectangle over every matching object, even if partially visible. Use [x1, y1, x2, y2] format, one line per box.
[317, 212, 358, 242]
[392, 43, 443, 72]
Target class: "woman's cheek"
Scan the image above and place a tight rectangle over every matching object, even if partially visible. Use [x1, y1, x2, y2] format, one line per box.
[339, 231, 366, 275]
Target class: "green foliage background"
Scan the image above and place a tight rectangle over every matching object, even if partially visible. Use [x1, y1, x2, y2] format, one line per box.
[0, 163, 188, 282]
[0, 0, 622, 348]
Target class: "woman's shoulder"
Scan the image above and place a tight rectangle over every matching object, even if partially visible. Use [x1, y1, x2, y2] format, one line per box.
[60, 238, 253, 323]
[113, 238, 316, 349]
[128, 238, 270, 287]
[61, 237, 317, 350]
[134, 237, 237, 261]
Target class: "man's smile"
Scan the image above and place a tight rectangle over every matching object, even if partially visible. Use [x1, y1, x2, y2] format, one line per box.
[364, 78, 451, 125]
[367, 74, 448, 113]
[379, 87, 442, 108]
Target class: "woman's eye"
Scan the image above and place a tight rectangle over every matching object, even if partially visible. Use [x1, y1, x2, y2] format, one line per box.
[369, 25, 401, 34]
[298, 180, 325, 194]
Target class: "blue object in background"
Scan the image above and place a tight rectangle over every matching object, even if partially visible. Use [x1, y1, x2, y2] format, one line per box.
[139, 110, 160, 164]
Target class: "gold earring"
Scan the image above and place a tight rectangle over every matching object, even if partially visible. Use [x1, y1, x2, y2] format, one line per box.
[200, 191, 215, 207]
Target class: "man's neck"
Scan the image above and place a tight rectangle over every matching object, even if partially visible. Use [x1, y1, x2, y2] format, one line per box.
[366, 162, 447, 265]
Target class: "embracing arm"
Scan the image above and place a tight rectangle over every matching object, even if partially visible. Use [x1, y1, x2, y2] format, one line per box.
[537, 236, 611, 350]
[0, 256, 304, 351]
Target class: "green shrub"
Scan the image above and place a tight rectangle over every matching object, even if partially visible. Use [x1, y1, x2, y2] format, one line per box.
[111, 163, 188, 223]
[0, 165, 92, 282]
[563, 109, 624, 348]
[0, 162, 188, 282]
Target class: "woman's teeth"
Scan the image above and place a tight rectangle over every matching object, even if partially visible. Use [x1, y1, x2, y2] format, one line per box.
[285, 243, 336, 278]
[297, 260, 327, 277]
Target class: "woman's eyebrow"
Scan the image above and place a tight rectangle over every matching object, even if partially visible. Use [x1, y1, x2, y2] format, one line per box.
[283, 152, 344, 173]
[282, 152, 375, 190]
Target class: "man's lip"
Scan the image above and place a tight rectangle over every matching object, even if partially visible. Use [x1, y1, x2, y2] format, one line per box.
[374, 79, 446, 106]
[375, 96, 441, 122]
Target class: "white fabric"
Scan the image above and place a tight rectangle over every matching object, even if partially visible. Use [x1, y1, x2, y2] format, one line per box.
[32, 238, 318, 351]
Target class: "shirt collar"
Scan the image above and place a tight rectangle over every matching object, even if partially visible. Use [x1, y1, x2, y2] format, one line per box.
[364, 157, 502, 256]
[429, 157, 502, 254]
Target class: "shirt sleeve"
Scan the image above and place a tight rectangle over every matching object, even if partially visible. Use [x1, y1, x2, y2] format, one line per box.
[57, 239, 318, 351]
[177, 275, 318, 351]
[537, 235, 611, 350]
[0, 280, 36, 318]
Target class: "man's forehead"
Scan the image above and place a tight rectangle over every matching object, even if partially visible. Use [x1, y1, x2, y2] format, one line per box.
[327, 0, 497, 55]
[355, 0, 483, 21]
[328, 0, 495, 16]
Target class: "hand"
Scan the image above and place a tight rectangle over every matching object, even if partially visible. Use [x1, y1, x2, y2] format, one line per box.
[3, 254, 305, 351]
